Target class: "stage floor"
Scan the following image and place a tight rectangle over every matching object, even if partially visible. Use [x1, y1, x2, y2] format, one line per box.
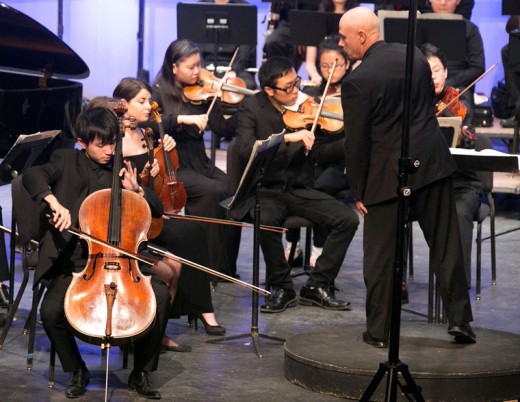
[1, 144, 520, 401]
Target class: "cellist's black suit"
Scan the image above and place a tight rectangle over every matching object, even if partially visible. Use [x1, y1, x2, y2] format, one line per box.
[23, 149, 170, 374]
[341, 41, 473, 342]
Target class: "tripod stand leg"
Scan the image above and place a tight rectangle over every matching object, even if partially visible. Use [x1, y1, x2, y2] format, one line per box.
[397, 362, 424, 401]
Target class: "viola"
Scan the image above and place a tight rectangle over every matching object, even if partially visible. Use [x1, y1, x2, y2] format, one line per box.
[64, 101, 156, 346]
[150, 102, 187, 214]
[435, 86, 467, 120]
[283, 95, 344, 134]
[140, 127, 164, 239]
[183, 68, 255, 105]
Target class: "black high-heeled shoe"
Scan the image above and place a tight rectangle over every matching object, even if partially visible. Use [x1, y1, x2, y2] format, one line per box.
[0, 284, 10, 307]
[188, 313, 226, 336]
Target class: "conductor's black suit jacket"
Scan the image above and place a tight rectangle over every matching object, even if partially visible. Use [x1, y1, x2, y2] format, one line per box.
[23, 149, 163, 287]
[341, 41, 457, 206]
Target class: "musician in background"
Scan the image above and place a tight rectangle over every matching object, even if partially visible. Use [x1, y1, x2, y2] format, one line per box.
[263, 0, 319, 69]
[234, 56, 359, 313]
[22, 107, 169, 399]
[419, 0, 475, 20]
[198, 0, 257, 90]
[499, 15, 520, 128]
[420, 43, 483, 289]
[305, 0, 358, 86]
[152, 39, 241, 279]
[426, 0, 484, 91]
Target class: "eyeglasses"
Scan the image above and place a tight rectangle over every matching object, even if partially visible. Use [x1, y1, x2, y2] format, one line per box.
[271, 76, 302, 94]
[320, 62, 347, 71]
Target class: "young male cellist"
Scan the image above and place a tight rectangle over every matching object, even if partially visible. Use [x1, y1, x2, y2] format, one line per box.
[22, 107, 170, 399]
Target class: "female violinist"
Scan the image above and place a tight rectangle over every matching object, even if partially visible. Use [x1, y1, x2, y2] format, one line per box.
[305, 0, 359, 86]
[112, 78, 226, 346]
[22, 107, 169, 399]
[285, 36, 357, 267]
[150, 39, 241, 279]
[420, 42, 483, 288]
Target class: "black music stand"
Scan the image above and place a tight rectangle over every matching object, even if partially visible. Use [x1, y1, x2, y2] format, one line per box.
[0, 130, 60, 312]
[360, 1, 425, 401]
[288, 10, 342, 46]
[209, 132, 285, 358]
[503, 0, 520, 15]
[382, 14, 467, 61]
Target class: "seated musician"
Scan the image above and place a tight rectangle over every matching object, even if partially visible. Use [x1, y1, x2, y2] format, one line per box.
[111, 78, 226, 342]
[234, 56, 359, 313]
[22, 107, 170, 399]
[420, 42, 483, 288]
[198, 0, 257, 90]
[425, 0, 485, 91]
[285, 36, 356, 268]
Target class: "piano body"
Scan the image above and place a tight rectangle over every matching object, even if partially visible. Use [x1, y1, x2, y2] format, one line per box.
[0, 3, 89, 163]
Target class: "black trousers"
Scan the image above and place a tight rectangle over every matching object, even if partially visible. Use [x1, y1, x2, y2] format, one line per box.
[40, 272, 170, 373]
[179, 166, 241, 277]
[252, 190, 359, 290]
[363, 177, 473, 340]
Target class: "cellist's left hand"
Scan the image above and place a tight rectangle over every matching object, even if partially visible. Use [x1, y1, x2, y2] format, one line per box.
[159, 133, 176, 152]
[120, 160, 140, 192]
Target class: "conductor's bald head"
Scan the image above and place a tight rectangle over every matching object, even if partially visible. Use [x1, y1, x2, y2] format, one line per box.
[338, 7, 381, 62]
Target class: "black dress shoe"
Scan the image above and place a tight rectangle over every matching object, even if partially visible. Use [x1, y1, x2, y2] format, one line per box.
[0, 284, 10, 307]
[448, 324, 477, 344]
[500, 116, 516, 128]
[362, 331, 389, 348]
[260, 288, 297, 313]
[161, 343, 192, 353]
[299, 285, 351, 310]
[128, 370, 161, 399]
[65, 366, 90, 398]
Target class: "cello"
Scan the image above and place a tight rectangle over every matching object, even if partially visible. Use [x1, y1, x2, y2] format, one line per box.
[150, 102, 187, 214]
[64, 102, 156, 347]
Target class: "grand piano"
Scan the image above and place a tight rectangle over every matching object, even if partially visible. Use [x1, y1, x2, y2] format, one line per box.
[0, 2, 89, 166]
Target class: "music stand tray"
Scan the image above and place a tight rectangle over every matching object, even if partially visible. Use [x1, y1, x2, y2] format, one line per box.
[0, 130, 60, 185]
[214, 131, 285, 357]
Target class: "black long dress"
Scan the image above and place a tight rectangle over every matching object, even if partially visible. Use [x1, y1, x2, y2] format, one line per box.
[125, 152, 214, 316]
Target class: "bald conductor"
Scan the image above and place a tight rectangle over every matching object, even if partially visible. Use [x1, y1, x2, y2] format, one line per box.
[338, 7, 476, 347]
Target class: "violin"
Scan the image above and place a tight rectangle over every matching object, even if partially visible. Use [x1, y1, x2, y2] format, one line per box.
[150, 102, 187, 214]
[435, 86, 467, 120]
[283, 95, 344, 134]
[64, 102, 156, 346]
[140, 127, 164, 239]
[183, 68, 255, 105]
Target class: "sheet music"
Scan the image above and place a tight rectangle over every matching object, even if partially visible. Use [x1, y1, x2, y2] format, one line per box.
[225, 130, 285, 211]
[450, 148, 520, 171]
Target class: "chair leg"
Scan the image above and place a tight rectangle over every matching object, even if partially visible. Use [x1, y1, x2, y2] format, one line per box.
[48, 343, 55, 388]
[303, 227, 312, 269]
[476, 222, 482, 300]
[0, 261, 30, 348]
[27, 284, 41, 370]
[488, 193, 496, 285]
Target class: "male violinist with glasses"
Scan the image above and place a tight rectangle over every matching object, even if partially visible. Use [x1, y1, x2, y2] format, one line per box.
[233, 56, 359, 314]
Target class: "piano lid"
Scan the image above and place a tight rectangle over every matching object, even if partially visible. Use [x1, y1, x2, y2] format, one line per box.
[0, 3, 89, 79]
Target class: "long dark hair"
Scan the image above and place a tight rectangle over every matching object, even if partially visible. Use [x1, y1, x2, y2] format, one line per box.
[154, 39, 200, 114]
[113, 77, 152, 102]
[319, 0, 358, 12]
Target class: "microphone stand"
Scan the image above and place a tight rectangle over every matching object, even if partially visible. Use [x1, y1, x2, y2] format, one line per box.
[360, 1, 425, 400]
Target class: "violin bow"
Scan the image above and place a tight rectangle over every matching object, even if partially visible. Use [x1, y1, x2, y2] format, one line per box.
[310, 59, 337, 135]
[204, 47, 240, 119]
[64, 225, 270, 296]
[435, 63, 498, 117]
[163, 213, 286, 233]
